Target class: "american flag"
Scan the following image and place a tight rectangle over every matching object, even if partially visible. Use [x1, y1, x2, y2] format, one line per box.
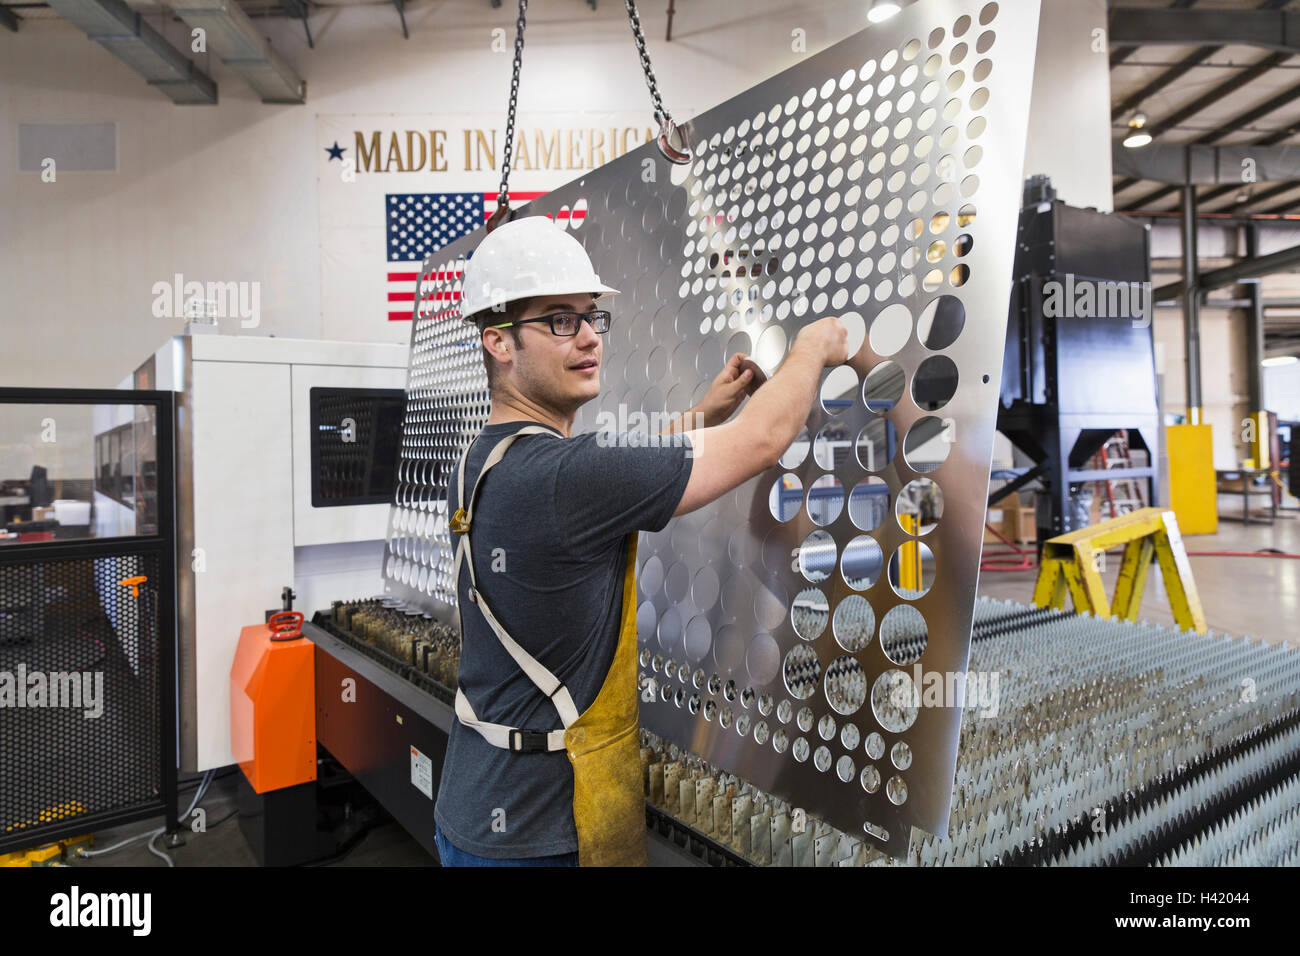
[385, 191, 586, 322]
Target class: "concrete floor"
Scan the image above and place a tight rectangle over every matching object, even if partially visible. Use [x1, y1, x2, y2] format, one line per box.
[64, 770, 437, 867]
[978, 507, 1300, 647]
[44, 506, 1300, 867]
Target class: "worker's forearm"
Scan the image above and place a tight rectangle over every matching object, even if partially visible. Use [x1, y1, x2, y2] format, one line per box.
[732, 339, 824, 463]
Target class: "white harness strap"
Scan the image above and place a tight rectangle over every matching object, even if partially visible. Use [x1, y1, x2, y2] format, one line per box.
[451, 425, 578, 753]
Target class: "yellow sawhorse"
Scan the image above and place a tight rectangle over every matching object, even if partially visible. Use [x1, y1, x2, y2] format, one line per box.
[1032, 507, 1207, 633]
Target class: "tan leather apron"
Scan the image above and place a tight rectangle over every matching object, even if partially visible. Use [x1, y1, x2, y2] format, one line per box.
[450, 426, 647, 867]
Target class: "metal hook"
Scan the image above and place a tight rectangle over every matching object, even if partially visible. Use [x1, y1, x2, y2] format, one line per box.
[656, 114, 693, 165]
[486, 200, 516, 233]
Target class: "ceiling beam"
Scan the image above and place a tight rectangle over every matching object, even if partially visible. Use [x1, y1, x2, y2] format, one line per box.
[1111, 48, 1292, 208]
[1107, 0, 1300, 153]
[1235, 181, 1300, 210]
[1108, 0, 1201, 66]
[1144, 52, 1290, 140]
[1192, 77, 1300, 144]
[1122, 208, 1300, 224]
[1262, 190, 1300, 213]
[1110, 8, 1300, 54]
[1116, 67, 1300, 205]
[1154, 242, 1300, 301]
[1112, 46, 1216, 122]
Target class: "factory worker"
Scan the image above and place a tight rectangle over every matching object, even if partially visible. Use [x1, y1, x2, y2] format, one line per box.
[435, 214, 847, 866]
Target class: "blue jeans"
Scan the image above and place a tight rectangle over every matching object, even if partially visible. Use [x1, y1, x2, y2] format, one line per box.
[434, 824, 579, 867]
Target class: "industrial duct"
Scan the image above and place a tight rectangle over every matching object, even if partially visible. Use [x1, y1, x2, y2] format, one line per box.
[45, 0, 218, 104]
[167, 0, 306, 104]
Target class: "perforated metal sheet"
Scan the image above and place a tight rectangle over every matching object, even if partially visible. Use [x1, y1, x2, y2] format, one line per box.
[385, 0, 1041, 856]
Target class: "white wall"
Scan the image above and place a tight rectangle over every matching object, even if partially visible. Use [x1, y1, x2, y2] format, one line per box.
[1151, 222, 1300, 468]
[1152, 304, 1248, 467]
[1265, 362, 1300, 421]
[3, 0, 1094, 392]
[0, 1, 861, 388]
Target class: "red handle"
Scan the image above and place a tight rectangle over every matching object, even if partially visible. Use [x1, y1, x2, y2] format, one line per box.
[268, 611, 304, 641]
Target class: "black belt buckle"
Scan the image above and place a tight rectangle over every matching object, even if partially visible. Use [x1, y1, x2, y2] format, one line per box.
[509, 729, 549, 753]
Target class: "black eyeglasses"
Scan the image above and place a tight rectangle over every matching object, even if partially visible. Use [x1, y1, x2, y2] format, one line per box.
[489, 310, 612, 337]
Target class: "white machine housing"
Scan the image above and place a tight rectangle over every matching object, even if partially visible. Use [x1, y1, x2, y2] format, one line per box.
[123, 334, 408, 771]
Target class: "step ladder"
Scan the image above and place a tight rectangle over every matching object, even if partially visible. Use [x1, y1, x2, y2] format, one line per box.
[1093, 430, 1145, 520]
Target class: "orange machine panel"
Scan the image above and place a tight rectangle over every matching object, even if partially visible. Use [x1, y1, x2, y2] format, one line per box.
[230, 612, 317, 793]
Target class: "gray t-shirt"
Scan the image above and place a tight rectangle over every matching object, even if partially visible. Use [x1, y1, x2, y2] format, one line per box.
[434, 420, 693, 858]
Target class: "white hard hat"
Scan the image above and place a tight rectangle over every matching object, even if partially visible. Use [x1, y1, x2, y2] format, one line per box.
[459, 215, 620, 322]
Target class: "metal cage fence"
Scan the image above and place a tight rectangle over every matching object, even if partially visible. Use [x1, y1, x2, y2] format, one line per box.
[0, 388, 178, 854]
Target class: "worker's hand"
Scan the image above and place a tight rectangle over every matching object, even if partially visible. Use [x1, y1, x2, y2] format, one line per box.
[691, 352, 762, 427]
[796, 316, 851, 368]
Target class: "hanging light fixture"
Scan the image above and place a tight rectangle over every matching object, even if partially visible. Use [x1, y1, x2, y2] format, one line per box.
[868, 0, 902, 24]
[1123, 110, 1152, 149]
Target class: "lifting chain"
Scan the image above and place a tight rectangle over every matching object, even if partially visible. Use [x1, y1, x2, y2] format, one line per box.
[486, 0, 528, 233]
[624, 0, 692, 164]
[487, 0, 692, 235]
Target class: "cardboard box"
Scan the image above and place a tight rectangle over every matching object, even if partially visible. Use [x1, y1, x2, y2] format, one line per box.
[985, 505, 1036, 545]
[32, 506, 55, 522]
[984, 508, 1004, 544]
[1006, 506, 1036, 545]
